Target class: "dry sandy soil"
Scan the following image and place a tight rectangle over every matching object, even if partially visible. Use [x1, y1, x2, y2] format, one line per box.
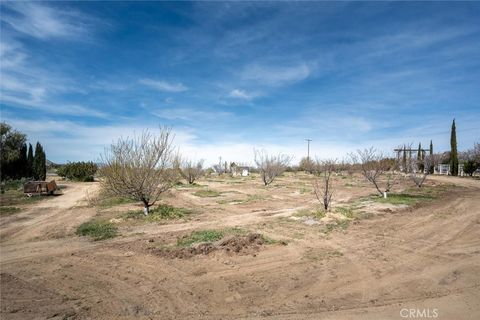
[1, 173, 479, 320]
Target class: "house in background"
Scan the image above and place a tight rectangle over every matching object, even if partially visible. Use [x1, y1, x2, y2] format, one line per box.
[435, 163, 465, 176]
[230, 162, 250, 177]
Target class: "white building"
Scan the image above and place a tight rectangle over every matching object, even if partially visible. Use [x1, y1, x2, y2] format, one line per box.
[435, 164, 464, 176]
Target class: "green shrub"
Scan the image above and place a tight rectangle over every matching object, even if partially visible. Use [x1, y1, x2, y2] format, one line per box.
[463, 160, 479, 176]
[76, 221, 118, 240]
[57, 161, 97, 181]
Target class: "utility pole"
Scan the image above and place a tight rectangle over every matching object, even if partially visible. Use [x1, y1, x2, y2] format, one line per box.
[305, 139, 312, 162]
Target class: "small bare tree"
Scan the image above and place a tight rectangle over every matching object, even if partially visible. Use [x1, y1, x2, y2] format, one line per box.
[350, 147, 397, 198]
[313, 159, 336, 211]
[99, 127, 178, 215]
[410, 154, 432, 187]
[254, 149, 292, 186]
[175, 157, 204, 184]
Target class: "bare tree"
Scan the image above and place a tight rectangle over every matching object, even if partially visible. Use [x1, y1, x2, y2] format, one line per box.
[99, 128, 178, 215]
[254, 149, 292, 186]
[313, 159, 336, 211]
[350, 147, 397, 198]
[175, 157, 204, 184]
[410, 154, 432, 188]
[212, 157, 226, 175]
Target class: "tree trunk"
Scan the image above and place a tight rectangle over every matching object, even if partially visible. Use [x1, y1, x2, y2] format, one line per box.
[141, 198, 150, 216]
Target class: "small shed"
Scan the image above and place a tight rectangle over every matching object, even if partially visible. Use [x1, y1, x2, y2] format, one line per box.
[23, 180, 58, 195]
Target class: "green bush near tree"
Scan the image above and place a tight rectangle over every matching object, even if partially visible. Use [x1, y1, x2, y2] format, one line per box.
[463, 160, 479, 176]
[57, 161, 98, 181]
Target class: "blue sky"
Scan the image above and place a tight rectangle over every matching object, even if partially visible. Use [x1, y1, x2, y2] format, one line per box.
[1, 1, 479, 165]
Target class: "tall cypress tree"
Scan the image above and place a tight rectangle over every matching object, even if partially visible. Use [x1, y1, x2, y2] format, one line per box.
[429, 140, 434, 174]
[417, 143, 424, 172]
[27, 143, 34, 178]
[18, 143, 28, 179]
[402, 145, 407, 172]
[33, 142, 47, 181]
[450, 119, 459, 176]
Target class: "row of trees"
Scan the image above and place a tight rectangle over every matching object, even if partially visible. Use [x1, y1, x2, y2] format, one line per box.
[97, 128, 296, 215]
[97, 122, 477, 215]
[0, 123, 46, 181]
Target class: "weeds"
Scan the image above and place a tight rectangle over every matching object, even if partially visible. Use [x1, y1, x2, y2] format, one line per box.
[0, 206, 21, 216]
[243, 194, 269, 203]
[176, 228, 279, 248]
[261, 234, 279, 244]
[306, 249, 344, 261]
[335, 206, 355, 218]
[0, 189, 45, 206]
[299, 187, 311, 194]
[177, 230, 224, 247]
[96, 196, 136, 208]
[373, 193, 434, 205]
[76, 221, 118, 240]
[123, 204, 192, 222]
[193, 189, 221, 197]
[294, 208, 325, 219]
[325, 220, 350, 233]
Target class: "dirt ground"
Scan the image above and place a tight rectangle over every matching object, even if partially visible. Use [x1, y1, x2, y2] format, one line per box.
[1, 173, 479, 320]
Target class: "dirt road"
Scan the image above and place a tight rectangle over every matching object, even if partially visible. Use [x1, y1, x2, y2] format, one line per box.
[1, 176, 479, 319]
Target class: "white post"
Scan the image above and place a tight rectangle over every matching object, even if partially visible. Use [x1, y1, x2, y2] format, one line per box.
[383, 191, 387, 198]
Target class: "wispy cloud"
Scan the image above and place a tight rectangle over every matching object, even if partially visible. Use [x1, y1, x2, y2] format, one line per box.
[0, 38, 105, 118]
[241, 63, 311, 86]
[229, 89, 258, 100]
[139, 79, 188, 92]
[152, 107, 231, 122]
[0, 2, 96, 41]
[2, 116, 197, 162]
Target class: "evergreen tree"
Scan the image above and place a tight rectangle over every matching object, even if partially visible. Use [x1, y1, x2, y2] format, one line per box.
[450, 119, 459, 176]
[402, 145, 407, 172]
[429, 140, 434, 174]
[27, 143, 34, 178]
[417, 143, 424, 172]
[33, 142, 47, 181]
[0, 122, 26, 180]
[18, 143, 28, 179]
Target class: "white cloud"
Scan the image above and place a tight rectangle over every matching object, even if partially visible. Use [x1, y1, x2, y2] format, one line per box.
[0, 39, 106, 118]
[229, 89, 258, 100]
[1, 2, 95, 41]
[139, 79, 188, 92]
[152, 107, 231, 122]
[2, 117, 197, 163]
[241, 63, 311, 86]
[5, 114, 475, 166]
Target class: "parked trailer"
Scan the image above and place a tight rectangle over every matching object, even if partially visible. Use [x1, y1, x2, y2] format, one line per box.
[23, 180, 58, 196]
